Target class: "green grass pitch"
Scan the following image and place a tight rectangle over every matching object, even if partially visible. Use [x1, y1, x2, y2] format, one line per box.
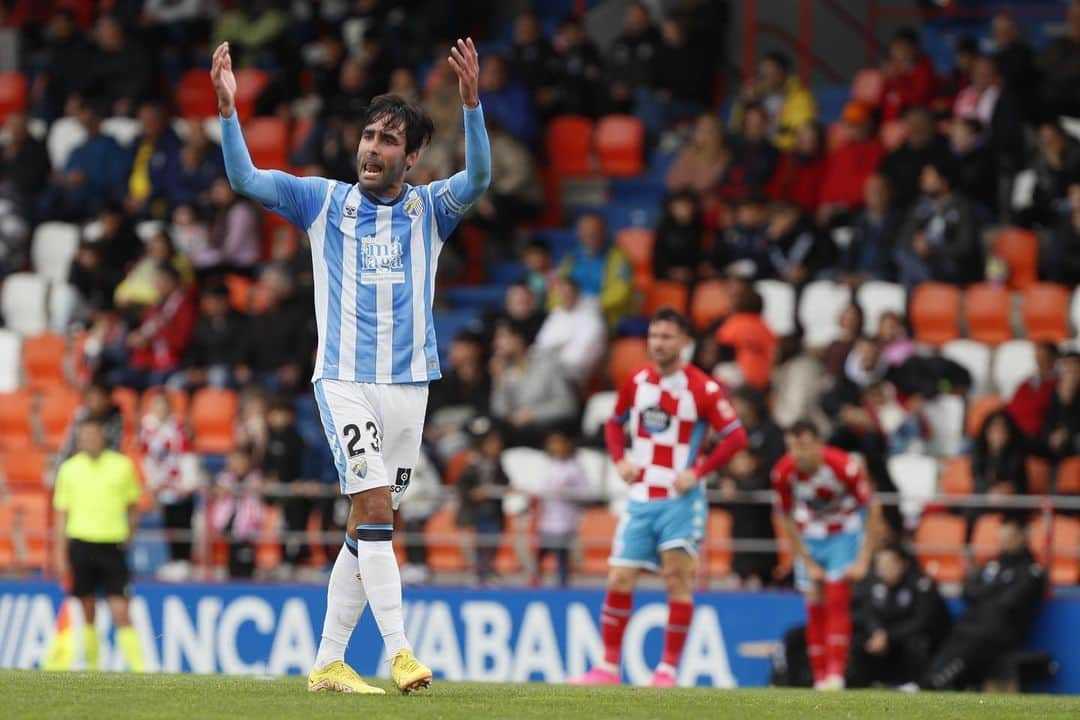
[4, 670, 1080, 720]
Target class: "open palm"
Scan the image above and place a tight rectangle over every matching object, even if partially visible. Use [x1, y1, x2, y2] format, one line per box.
[210, 41, 237, 115]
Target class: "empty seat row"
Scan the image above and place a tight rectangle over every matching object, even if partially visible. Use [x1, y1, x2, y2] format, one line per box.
[546, 114, 645, 178]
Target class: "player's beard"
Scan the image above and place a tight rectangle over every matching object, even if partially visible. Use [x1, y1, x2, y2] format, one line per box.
[357, 155, 405, 197]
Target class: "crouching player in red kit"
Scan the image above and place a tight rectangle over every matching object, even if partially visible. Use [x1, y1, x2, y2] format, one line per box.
[772, 421, 883, 690]
[570, 308, 748, 687]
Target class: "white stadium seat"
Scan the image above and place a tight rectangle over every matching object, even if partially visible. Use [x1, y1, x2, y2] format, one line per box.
[755, 279, 796, 337]
[46, 116, 87, 169]
[925, 394, 965, 457]
[31, 221, 80, 284]
[887, 453, 938, 531]
[856, 281, 906, 334]
[575, 447, 610, 500]
[581, 391, 616, 438]
[993, 339, 1036, 398]
[1, 272, 48, 335]
[798, 280, 851, 348]
[941, 339, 992, 395]
[101, 116, 140, 146]
[500, 446, 548, 496]
[0, 329, 20, 392]
[49, 282, 80, 333]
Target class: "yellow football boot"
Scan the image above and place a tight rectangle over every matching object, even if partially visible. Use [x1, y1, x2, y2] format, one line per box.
[390, 649, 432, 694]
[307, 660, 386, 694]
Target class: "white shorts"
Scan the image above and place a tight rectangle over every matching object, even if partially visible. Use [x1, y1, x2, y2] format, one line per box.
[313, 379, 428, 499]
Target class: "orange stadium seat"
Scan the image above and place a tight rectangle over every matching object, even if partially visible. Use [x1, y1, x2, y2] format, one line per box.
[1058, 457, 1080, 495]
[616, 227, 655, 289]
[579, 506, 618, 575]
[424, 506, 466, 573]
[971, 513, 1002, 565]
[880, 120, 908, 151]
[965, 394, 1004, 438]
[1029, 515, 1080, 585]
[0, 71, 28, 123]
[595, 115, 645, 176]
[1026, 457, 1051, 495]
[0, 490, 50, 570]
[1021, 283, 1070, 342]
[546, 115, 594, 176]
[645, 281, 689, 315]
[22, 334, 67, 392]
[225, 274, 254, 312]
[255, 505, 283, 569]
[964, 283, 1012, 345]
[992, 228, 1039, 290]
[291, 116, 313, 154]
[915, 513, 966, 583]
[941, 456, 973, 496]
[690, 280, 732, 332]
[38, 387, 80, 452]
[910, 283, 960, 346]
[244, 117, 289, 170]
[851, 68, 884, 106]
[609, 338, 649, 389]
[234, 68, 269, 122]
[190, 388, 238, 454]
[443, 449, 474, 486]
[1, 446, 46, 489]
[0, 390, 33, 450]
[176, 69, 218, 119]
[706, 509, 733, 578]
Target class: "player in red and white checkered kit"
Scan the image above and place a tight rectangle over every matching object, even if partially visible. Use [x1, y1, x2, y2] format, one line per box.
[772, 420, 883, 690]
[570, 308, 748, 687]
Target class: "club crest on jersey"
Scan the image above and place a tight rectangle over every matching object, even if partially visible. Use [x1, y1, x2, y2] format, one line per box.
[343, 204, 358, 219]
[351, 456, 368, 478]
[403, 191, 424, 218]
[640, 406, 671, 434]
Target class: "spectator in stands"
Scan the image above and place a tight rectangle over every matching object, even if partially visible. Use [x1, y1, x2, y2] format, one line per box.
[68, 241, 120, 319]
[1048, 182, 1080, 285]
[763, 200, 834, 284]
[1041, 351, 1080, 465]
[728, 104, 779, 196]
[559, 212, 634, 328]
[638, 17, 710, 135]
[549, 16, 604, 118]
[57, 380, 124, 464]
[535, 276, 605, 387]
[1038, 0, 1080, 118]
[113, 229, 193, 314]
[235, 388, 269, 464]
[478, 54, 536, 147]
[211, 0, 288, 70]
[467, 119, 542, 245]
[969, 410, 1030, 531]
[715, 290, 776, 391]
[95, 203, 142, 271]
[847, 544, 951, 689]
[922, 516, 1046, 691]
[605, 1, 663, 115]
[399, 448, 442, 586]
[822, 335, 887, 423]
[388, 66, 421, 106]
[235, 265, 312, 393]
[178, 284, 244, 391]
[30, 9, 90, 120]
[210, 445, 266, 580]
[772, 335, 827, 429]
[653, 190, 704, 284]
[732, 386, 785, 468]
[953, 56, 1025, 176]
[490, 319, 578, 448]
[174, 119, 225, 211]
[940, 35, 978, 107]
[949, 117, 998, 217]
[506, 12, 556, 110]
[84, 14, 151, 117]
[521, 241, 553, 310]
[730, 51, 816, 152]
[115, 262, 198, 390]
[0, 111, 49, 214]
[838, 174, 898, 285]
[489, 281, 545, 345]
[894, 158, 983, 288]
[880, 106, 949, 212]
[823, 304, 865, 379]
[425, 330, 491, 464]
[877, 311, 916, 369]
[990, 14, 1039, 119]
[819, 102, 884, 223]
[666, 114, 732, 198]
[881, 28, 935, 124]
[768, 123, 825, 214]
[1007, 342, 1059, 438]
[1026, 120, 1080, 229]
[717, 447, 776, 588]
[709, 194, 769, 279]
[533, 429, 588, 588]
[324, 57, 375, 124]
[199, 177, 261, 279]
[455, 419, 509, 585]
[262, 397, 307, 577]
[138, 393, 195, 581]
[125, 102, 182, 221]
[42, 102, 127, 220]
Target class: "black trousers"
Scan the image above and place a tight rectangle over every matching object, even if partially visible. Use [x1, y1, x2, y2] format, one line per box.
[162, 499, 195, 562]
[403, 518, 428, 566]
[282, 497, 312, 565]
[921, 621, 1014, 690]
[847, 635, 933, 688]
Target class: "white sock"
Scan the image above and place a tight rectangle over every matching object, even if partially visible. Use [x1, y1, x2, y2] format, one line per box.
[313, 542, 368, 669]
[355, 525, 410, 657]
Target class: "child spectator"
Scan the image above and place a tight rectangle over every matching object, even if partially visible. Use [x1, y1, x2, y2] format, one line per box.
[455, 420, 509, 586]
[210, 446, 266, 579]
[533, 430, 588, 587]
[717, 448, 776, 588]
[235, 389, 270, 464]
[262, 397, 307, 577]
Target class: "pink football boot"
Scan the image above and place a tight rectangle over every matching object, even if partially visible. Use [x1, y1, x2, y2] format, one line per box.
[649, 668, 678, 687]
[569, 667, 622, 685]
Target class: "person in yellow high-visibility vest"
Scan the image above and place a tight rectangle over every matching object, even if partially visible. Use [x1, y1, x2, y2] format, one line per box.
[51, 417, 145, 672]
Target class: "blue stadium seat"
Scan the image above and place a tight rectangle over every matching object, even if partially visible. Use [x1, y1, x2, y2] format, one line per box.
[444, 285, 507, 311]
[572, 202, 660, 233]
[608, 177, 666, 207]
[433, 309, 483, 363]
[129, 512, 169, 576]
[815, 84, 850, 125]
[530, 228, 578, 263]
[489, 260, 525, 285]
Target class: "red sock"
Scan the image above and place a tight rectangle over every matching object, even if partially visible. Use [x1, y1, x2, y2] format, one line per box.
[805, 600, 827, 684]
[601, 590, 633, 666]
[824, 581, 852, 679]
[660, 601, 694, 669]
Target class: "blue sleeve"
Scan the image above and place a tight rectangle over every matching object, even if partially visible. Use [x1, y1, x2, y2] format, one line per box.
[432, 103, 491, 239]
[220, 113, 329, 230]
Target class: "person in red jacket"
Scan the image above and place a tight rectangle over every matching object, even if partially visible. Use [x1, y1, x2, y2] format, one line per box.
[881, 28, 935, 123]
[819, 102, 884, 223]
[119, 262, 197, 389]
[768, 123, 826, 214]
[1007, 342, 1059, 437]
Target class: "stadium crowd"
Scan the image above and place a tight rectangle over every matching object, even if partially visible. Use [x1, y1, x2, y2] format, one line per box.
[0, 2, 1078, 680]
